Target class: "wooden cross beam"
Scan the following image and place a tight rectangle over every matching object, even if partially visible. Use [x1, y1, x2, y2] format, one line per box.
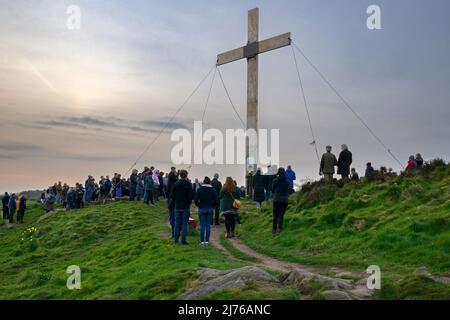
[216, 8, 291, 178]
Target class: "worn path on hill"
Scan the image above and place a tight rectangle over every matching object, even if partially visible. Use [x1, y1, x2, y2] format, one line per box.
[208, 225, 373, 299]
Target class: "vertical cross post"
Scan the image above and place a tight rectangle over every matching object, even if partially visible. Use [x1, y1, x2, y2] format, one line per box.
[246, 8, 259, 176]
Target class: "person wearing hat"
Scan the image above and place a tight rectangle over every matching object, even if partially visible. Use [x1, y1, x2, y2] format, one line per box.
[320, 145, 338, 182]
[210, 173, 222, 225]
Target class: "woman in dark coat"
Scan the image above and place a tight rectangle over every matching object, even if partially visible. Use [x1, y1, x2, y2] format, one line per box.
[272, 168, 289, 234]
[337, 144, 352, 179]
[220, 177, 241, 238]
[252, 169, 265, 208]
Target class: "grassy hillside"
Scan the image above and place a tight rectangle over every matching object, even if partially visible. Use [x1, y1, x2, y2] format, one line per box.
[0, 160, 448, 299]
[0, 201, 249, 299]
[238, 160, 450, 299]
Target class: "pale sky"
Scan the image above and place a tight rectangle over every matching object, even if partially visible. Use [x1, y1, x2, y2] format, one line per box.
[1, 0, 449, 192]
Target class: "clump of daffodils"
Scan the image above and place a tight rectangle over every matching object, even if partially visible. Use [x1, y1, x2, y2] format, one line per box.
[22, 226, 38, 242]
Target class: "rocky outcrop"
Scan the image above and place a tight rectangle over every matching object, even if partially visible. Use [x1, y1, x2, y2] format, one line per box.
[178, 266, 373, 300]
[178, 266, 277, 300]
[281, 268, 372, 300]
[414, 266, 450, 285]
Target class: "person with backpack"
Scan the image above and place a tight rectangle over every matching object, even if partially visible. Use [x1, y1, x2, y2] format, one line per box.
[210, 173, 222, 225]
[17, 196, 27, 223]
[195, 177, 219, 245]
[170, 170, 193, 245]
[271, 168, 290, 234]
[220, 177, 241, 238]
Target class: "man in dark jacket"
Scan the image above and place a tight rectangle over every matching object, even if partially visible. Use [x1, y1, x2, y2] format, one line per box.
[129, 170, 138, 201]
[167, 167, 179, 196]
[210, 173, 222, 225]
[170, 170, 193, 245]
[271, 168, 289, 234]
[252, 169, 265, 208]
[337, 144, 353, 180]
[320, 145, 338, 182]
[2, 192, 10, 220]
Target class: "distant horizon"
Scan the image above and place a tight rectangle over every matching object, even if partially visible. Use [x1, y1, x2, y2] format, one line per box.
[1, 0, 450, 193]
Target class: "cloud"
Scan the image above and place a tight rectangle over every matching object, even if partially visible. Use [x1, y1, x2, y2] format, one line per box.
[0, 142, 43, 152]
[32, 115, 190, 134]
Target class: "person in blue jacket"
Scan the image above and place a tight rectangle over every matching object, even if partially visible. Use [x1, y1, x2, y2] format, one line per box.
[8, 193, 17, 224]
[194, 177, 219, 245]
[285, 165, 297, 194]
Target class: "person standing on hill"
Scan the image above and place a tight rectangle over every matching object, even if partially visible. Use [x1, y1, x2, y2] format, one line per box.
[220, 177, 241, 238]
[167, 167, 178, 196]
[158, 171, 165, 199]
[415, 153, 424, 169]
[195, 177, 219, 245]
[17, 195, 26, 223]
[136, 173, 144, 201]
[272, 168, 290, 234]
[405, 156, 417, 172]
[320, 145, 338, 182]
[144, 171, 155, 205]
[84, 176, 95, 203]
[337, 144, 353, 180]
[129, 169, 138, 201]
[170, 169, 193, 245]
[210, 173, 222, 226]
[192, 178, 201, 198]
[252, 169, 265, 209]
[285, 165, 297, 194]
[2, 192, 10, 220]
[152, 169, 160, 201]
[8, 193, 17, 224]
[350, 168, 360, 182]
[103, 176, 112, 200]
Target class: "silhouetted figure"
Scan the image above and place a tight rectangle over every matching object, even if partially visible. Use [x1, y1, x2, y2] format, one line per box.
[320, 145, 338, 182]
[337, 144, 352, 179]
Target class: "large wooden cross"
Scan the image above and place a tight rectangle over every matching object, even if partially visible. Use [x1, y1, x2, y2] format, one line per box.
[217, 7, 291, 177]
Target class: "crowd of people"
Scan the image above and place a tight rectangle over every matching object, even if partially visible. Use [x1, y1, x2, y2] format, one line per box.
[2, 146, 425, 244]
[317, 144, 424, 182]
[2, 193, 26, 224]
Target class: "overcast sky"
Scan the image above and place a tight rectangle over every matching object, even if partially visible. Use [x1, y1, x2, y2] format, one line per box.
[1, 0, 449, 192]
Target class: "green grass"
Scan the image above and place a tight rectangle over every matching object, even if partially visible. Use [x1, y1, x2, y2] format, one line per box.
[237, 162, 450, 299]
[0, 201, 246, 299]
[219, 234, 260, 263]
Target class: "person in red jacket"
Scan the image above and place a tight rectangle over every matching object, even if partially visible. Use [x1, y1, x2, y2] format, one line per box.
[405, 155, 417, 172]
